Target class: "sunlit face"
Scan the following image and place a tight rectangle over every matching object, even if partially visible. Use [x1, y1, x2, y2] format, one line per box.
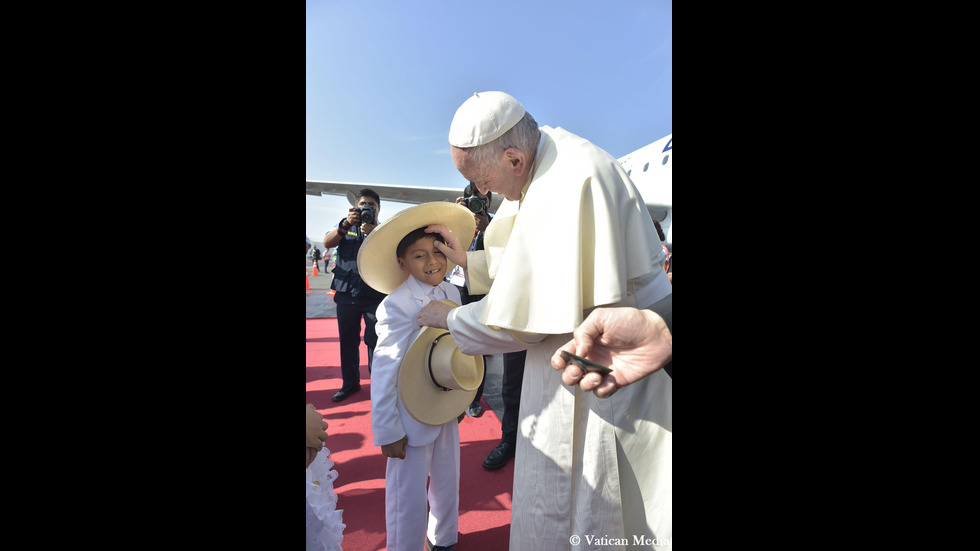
[397, 236, 448, 287]
[451, 146, 527, 201]
[452, 147, 492, 195]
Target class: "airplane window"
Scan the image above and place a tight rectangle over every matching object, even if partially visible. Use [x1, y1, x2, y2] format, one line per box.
[627, 170, 631, 177]
[643, 162, 649, 172]
[662, 154, 669, 165]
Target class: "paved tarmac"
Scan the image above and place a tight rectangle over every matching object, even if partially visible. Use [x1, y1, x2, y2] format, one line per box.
[306, 258, 506, 424]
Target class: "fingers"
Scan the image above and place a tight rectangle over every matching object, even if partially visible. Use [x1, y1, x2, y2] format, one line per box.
[560, 363, 587, 386]
[572, 320, 600, 359]
[425, 224, 460, 247]
[551, 340, 577, 370]
[432, 239, 452, 254]
[416, 300, 451, 329]
[382, 437, 408, 459]
[385, 448, 406, 460]
[553, 342, 618, 398]
[424, 223, 450, 236]
[553, 342, 587, 385]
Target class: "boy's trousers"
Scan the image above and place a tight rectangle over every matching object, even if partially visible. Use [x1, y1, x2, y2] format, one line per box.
[385, 421, 460, 551]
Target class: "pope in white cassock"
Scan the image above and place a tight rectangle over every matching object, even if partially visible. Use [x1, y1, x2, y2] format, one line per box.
[417, 92, 672, 550]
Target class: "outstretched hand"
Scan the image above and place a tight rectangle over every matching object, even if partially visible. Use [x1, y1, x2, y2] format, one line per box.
[551, 307, 672, 398]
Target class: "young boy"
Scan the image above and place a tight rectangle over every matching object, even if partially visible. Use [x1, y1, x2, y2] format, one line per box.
[356, 202, 476, 551]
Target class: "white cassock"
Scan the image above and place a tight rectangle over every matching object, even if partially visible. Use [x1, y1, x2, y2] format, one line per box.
[447, 126, 673, 550]
[372, 275, 463, 551]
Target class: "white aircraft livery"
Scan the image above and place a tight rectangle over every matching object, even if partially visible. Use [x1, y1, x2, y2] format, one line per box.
[306, 133, 671, 251]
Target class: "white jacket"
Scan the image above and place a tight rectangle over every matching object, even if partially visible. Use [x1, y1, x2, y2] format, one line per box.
[370, 275, 461, 448]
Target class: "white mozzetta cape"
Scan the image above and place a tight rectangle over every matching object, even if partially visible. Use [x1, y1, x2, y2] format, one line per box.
[464, 126, 666, 336]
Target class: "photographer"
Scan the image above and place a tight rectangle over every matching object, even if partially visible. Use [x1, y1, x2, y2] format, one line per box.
[450, 183, 493, 416]
[323, 188, 386, 402]
[453, 183, 522, 471]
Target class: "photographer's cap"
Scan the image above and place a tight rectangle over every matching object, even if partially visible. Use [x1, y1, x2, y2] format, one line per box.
[448, 91, 525, 148]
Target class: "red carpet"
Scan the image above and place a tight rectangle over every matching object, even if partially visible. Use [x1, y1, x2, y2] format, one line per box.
[307, 318, 513, 550]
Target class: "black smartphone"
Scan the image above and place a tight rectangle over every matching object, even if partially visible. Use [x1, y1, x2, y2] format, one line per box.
[560, 350, 612, 376]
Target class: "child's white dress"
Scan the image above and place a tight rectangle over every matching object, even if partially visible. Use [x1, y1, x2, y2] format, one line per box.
[306, 447, 345, 551]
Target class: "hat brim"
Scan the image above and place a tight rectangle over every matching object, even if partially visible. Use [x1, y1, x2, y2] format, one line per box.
[356, 202, 476, 295]
[399, 300, 485, 426]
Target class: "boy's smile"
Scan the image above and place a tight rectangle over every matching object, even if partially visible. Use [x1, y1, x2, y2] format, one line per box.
[397, 236, 448, 288]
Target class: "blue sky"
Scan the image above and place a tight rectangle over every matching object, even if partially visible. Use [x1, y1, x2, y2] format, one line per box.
[306, 0, 672, 245]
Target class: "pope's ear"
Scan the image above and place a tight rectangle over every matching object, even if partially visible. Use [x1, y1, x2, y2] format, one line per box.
[504, 146, 528, 174]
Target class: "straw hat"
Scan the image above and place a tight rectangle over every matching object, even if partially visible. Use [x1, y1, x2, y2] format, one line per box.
[356, 202, 476, 295]
[448, 91, 526, 148]
[399, 299, 485, 425]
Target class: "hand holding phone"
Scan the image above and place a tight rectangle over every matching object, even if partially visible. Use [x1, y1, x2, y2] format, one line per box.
[559, 350, 612, 376]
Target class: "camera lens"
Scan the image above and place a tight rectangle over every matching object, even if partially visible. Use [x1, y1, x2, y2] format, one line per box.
[357, 206, 375, 224]
[464, 196, 484, 213]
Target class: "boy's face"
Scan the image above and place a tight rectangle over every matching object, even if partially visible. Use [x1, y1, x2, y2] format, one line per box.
[397, 236, 447, 287]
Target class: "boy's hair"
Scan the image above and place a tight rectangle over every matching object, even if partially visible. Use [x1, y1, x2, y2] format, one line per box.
[396, 227, 446, 259]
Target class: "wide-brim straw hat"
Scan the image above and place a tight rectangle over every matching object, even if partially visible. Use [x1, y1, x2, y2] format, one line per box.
[356, 202, 476, 295]
[399, 299, 485, 425]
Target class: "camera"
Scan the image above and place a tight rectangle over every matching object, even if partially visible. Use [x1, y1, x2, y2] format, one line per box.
[461, 196, 485, 213]
[354, 205, 376, 225]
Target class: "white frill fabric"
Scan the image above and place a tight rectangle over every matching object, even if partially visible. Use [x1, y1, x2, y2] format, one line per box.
[306, 448, 345, 551]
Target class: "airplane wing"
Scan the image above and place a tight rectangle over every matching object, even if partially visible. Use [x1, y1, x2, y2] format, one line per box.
[308, 133, 670, 249]
[306, 180, 505, 212]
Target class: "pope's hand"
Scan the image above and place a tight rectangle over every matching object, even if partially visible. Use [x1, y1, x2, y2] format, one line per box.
[417, 300, 452, 329]
[551, 307, 672, 398]
[425, 224, 466, 269]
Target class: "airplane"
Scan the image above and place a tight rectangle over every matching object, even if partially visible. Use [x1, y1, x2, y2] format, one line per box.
[617, 133, 671, 251]
[306, 133, 671, 251]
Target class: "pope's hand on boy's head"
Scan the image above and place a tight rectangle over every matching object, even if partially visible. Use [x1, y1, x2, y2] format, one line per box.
[424, 224, 466, 268]
[417, 299, 452, 329]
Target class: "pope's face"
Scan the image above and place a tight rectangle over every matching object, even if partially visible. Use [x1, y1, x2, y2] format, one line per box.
[452, 147, 524, 201]
[397, 236, 448, 287]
